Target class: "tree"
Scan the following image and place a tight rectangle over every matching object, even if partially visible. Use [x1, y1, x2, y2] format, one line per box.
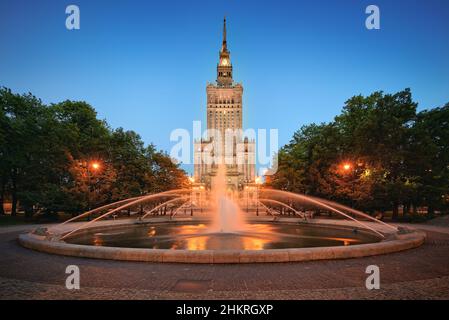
[145, 145, 188, 193]
[334, 89, 417, 218]
[410, 104, 449, 215]
[0, 88, 51, 216]
[0, 88, 189, 218]
[108, 128, 148, 200]
[269, 89, 449, 220]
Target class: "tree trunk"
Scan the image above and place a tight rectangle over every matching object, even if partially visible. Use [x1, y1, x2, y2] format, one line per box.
[10, 171, 18, 216]
[403, 203, 409, 218]
[392, 202, 399, 221]
[0, 179, 5, 215]
[24, 206, 34, 219]
[11, 184, 17, 216]
[427, 203, 435, 217]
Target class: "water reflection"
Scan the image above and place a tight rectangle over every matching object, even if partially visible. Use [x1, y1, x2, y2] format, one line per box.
[69, 222, 380, 250]
[171, 223, 279, 250]
[147, 227, 156, 237]
[241, 236, 269, 250]
[93, 235, 104, 246]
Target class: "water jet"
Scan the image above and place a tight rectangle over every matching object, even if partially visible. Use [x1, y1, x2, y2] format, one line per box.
[18, 165, 425, 263]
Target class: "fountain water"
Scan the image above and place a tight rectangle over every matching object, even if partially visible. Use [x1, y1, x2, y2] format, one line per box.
[48, 159, 409, 253]
[56, 180, 398, 244]
[20, 171, 426, 263]
[209, 165, 247, 233]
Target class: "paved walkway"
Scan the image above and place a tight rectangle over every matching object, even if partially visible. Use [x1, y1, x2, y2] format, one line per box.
[0, 221, 448, 299]
[0, 224, 45, 234]
[1, 275, 448, 300]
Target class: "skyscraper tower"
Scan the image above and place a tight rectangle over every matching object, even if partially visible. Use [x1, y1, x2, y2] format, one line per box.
[206, 17, 242, 135]
[194, 18, 255, 194]
[217, 17, 233, 86]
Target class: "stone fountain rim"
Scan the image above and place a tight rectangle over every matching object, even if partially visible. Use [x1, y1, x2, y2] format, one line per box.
[18, 217, 426, 264]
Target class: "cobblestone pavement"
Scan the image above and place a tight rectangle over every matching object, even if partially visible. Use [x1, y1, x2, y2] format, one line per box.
[0, 224, 449, 300]
[1, 275, 448, 300]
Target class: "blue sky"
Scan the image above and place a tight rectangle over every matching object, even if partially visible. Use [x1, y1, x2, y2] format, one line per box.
[1, 0, 449, 173]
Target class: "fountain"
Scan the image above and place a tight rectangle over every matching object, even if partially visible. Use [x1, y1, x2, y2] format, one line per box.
[18, 166, 426, 263]
[209, 165, 247, 233]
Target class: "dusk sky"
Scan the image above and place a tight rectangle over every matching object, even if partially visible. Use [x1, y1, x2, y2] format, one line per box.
[1, 0, 449, 173]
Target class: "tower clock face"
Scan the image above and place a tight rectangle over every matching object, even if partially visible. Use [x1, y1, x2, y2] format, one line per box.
[221, 58, 229, 66]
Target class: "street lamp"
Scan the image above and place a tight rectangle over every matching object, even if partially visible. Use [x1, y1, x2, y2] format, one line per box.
[341, 161, 356, 208]
[91, 162, 101, 171]
[86, 160, 102, 219]
[255, 176, 263, 216]
[189, 176, 195, 216]
[342, 162, 352, 172]
[245, 186, 249, 212]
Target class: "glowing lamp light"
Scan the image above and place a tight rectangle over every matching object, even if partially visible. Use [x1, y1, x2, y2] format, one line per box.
[91, 162, 101, 171]
[343, 163, 352, 171]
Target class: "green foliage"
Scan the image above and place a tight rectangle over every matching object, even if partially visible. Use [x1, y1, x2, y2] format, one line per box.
[268, 89, 449, 218]
[0, 87, 188, 217]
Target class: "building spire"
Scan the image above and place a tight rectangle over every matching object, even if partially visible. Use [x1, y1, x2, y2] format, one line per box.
[221, 16, 227, 52]
[217, 16, 232, 86]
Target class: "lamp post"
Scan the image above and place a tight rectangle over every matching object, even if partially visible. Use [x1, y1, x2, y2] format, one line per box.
[200, 185, 204, 214]
[255, 176, 262, 216]
[189, 176, 195, 216]
[86, 160, 101, 220]
[245, 186, 249, 212]
[342, 162, 356, 208]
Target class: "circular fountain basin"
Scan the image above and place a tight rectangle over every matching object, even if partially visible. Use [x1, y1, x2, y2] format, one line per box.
[18, 217, 426, 263]
[64, 221, 381, 250]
